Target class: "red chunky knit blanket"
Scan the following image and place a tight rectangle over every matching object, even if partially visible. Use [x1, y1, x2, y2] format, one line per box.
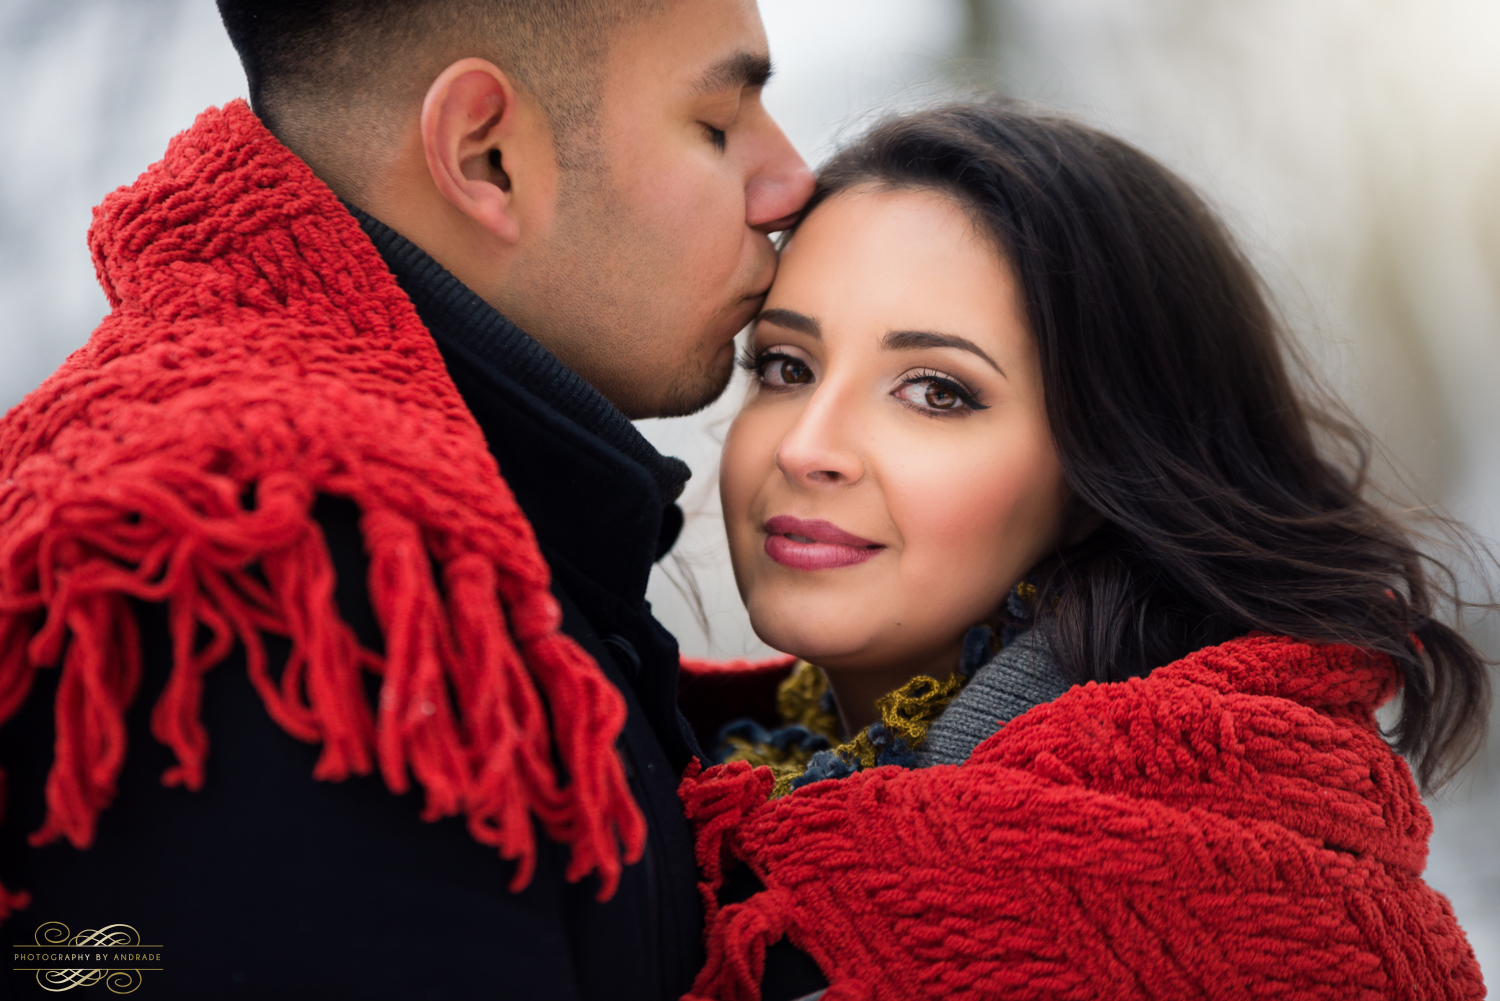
[680, 635, 1484, 1000]
[0, 101, 643, 920]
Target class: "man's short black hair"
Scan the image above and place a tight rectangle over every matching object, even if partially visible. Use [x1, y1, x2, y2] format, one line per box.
[217, 0, 656, 171]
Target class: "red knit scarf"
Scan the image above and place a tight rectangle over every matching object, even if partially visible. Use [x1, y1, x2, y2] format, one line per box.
[681, 635, 1485, 1000]
[0, 101, 644, 920]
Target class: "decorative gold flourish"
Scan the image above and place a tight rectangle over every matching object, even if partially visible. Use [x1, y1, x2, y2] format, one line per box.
[20, 923, 151, 994]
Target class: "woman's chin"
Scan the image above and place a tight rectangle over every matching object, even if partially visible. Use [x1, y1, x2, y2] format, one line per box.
[747, 608, 877, 667]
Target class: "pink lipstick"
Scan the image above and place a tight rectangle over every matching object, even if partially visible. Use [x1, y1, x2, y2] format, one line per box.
[763, 515, 885, 571]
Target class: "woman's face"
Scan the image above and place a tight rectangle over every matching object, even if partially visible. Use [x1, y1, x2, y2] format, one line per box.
[721, 185, 1072, 681]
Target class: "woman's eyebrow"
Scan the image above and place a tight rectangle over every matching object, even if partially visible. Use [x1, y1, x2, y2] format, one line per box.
[883, 330, 1004, 375]
[756, 308, 822, 338]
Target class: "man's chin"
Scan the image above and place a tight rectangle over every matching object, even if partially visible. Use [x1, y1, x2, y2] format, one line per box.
[647, 348, 738, 419]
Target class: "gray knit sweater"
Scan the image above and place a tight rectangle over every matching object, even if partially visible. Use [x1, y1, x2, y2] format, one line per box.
[915, 629, 1070, 767]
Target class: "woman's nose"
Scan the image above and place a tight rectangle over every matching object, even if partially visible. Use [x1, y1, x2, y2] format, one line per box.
[774, 389, 865, 487]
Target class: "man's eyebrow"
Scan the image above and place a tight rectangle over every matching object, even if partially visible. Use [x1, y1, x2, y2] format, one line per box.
[883, 330, 1004, 375]
[756, 308, 820, 338]
[693, 51, 773, 96]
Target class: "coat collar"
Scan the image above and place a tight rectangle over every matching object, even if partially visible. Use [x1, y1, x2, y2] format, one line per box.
[349, 207, 689, 605]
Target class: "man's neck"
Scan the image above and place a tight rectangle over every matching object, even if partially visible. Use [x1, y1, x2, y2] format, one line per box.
[346, 204, 690, 504]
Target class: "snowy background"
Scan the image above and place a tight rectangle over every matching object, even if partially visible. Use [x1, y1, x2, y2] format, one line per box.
[0, 0, 1495, 980]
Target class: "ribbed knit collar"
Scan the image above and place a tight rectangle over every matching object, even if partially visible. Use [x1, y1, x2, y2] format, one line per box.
[347, 206, 691, 504]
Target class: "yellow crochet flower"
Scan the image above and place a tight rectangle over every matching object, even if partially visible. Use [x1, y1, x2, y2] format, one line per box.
[722, 661, 969, 797]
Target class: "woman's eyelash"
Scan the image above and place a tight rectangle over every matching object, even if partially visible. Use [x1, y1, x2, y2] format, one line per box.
[739, 351, 986, 413]
[898, 369, 989, 413]
[703, 124, 727, 152]
[741, 347, 815, 391]
[739, 346, 800, 371]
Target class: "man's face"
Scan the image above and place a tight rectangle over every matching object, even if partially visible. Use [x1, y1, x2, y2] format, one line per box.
[506, 0, 814, 419]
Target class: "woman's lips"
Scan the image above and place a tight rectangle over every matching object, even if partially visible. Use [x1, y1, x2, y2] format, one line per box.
[763, 515, 885, 570]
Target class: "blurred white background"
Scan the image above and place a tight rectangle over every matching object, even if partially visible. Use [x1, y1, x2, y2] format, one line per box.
[0, 0, 1494, 981]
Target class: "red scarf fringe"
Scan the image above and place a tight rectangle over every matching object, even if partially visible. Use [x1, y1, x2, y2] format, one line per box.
[0, 101, 645, 917]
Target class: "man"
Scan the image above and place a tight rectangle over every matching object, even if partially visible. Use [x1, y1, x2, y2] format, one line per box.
[0, 1, 812, 997]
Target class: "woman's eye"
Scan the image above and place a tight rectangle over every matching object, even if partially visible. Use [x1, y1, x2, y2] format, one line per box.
[761, 356, 813, 387]
[737, 346, 813, 389]
[702, 124, 727, 152]
[893, 375, 983, 415]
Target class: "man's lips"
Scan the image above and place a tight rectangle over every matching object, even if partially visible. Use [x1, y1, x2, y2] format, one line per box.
[763, 515, 885, 570]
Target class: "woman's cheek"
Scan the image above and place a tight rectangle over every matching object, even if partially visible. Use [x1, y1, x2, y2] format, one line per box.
[890, 437, 1065, 616]
[719, 409, 774, 594]
[968, 446, 1070, 584]
[898, 475, 1020, 590]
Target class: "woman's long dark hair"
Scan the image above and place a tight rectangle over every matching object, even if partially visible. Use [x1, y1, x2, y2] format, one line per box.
[803, 99, 1493, 790]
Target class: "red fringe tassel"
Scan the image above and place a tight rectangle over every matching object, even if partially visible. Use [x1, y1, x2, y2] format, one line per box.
[0, 467, 644, 915]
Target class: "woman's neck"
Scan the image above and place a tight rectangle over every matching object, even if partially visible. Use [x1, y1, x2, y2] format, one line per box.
[820, 638, 965, 736]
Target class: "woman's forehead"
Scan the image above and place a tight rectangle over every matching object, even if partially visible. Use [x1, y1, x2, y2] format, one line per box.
[765, 187, 1027, 358]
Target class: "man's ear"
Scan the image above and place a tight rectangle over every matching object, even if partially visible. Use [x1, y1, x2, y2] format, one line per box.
[421, 58, 526, 244]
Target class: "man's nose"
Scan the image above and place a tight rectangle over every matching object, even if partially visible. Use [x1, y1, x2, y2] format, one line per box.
[746, 119, 816, 235]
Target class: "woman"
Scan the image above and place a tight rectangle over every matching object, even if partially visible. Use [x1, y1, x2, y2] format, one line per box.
[680, 100, 1491, 1000]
